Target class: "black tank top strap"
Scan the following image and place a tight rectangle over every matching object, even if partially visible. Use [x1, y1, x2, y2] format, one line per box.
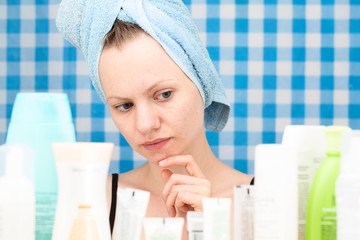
[250, 176, 255, 185]
[109, 173, 119, 234]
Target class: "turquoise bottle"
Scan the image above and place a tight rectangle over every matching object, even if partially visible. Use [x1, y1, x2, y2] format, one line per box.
[306, 126, 350, 240]
[6, 93, 76, 239]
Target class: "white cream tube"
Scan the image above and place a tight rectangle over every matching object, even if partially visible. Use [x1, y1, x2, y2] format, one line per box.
[234, 185, 254, 240]
[143, 218, 184, 240]
[187, 211, 204, 240]
[202, 198, 231, 240]
[112, 187, 150, 240]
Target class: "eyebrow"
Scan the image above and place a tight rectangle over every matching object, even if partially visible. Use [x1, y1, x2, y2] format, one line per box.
[106, 78, 176, 102]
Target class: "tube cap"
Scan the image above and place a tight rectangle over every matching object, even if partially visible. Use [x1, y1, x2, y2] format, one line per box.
[324, 126, 351, 155]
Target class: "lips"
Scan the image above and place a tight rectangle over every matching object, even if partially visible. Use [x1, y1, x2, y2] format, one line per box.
[143, 138, 170, 151]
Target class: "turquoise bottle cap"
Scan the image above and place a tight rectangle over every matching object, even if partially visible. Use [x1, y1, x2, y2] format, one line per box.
[324, 126, 351, 155]
[9, 93, 73, 124]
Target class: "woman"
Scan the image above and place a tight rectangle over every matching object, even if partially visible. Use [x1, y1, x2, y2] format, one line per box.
[56, 0, 254, 238]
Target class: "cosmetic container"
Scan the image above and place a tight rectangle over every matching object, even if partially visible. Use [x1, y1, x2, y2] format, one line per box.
[335, 130, 360, 239]
[51, 142, 114, 240]
[143, 218, 184, 240]
[306, 126, 350, 240]
[112, 187, 150, 240]
[282, 125, 326, 239]
[0, 144, 35, 240]
[187, 211, 204, 240]
[234, 185, 254, 240]
[6, 93, 76, 239]
[254, 144, 297, 240]
[202, 198, 231, 240]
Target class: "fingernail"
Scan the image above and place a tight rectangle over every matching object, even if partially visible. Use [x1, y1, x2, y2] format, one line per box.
[159, 160, 167, 166]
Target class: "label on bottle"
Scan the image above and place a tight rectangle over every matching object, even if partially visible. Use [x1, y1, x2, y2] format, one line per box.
[321, 207, 336, 240]
[254, 197, 281, 240]
[35, 192, 57, 240]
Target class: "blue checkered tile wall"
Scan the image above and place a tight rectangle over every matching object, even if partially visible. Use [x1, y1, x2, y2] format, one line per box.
[1, 0, 359, 175]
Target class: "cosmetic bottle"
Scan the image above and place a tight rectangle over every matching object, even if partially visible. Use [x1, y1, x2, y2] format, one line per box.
[281, 125, 326, 239]
[51, 142, 114, 240]
[234, 185, 254, 240]
[68, 205, 100, 240]
[5, 93, 76, 239]
[306, 126, 351, 240]
[254, 144, 297, 240]
[336, 130, 360, 239]
[0, 144, 35, 240]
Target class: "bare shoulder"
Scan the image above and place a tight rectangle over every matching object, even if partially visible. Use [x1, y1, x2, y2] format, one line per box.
[211, 163, 254, 198]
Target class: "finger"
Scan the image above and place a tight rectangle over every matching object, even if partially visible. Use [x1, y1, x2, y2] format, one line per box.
[164, 184, 209, 215]
[175, 191, 204, 213]
[158, 155, 205, 178]
[162, 174, 211, 201]
[161, 169, 173, 183]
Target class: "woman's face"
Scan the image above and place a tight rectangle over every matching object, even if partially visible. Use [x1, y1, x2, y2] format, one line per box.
[99, 33, 205, 164]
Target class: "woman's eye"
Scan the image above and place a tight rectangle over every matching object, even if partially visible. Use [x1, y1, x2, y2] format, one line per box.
[115, 102, 133, 112]
[156, 91, 172, 100]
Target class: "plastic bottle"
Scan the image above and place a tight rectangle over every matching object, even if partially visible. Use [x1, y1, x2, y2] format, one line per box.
[281, 125, 326, 239]
[254, 144, 298, 240]
[336, 130, 360, 239]
[306, 126, 351, 240]
[52, 142, 114, 240]
[5, 93, 76, 239]
[0, 144, 35, 240]
[68, 205, 100, 240]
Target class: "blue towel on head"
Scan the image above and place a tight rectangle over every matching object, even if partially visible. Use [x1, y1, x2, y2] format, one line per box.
[56, 0, 230, 132]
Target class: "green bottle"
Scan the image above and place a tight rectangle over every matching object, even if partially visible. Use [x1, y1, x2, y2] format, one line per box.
[306, 126, 351, 240]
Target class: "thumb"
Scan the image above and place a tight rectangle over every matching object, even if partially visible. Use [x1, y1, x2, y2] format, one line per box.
[161, 169, 173, 183]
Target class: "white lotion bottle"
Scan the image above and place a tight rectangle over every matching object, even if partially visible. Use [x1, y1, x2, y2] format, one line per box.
[336, 130, 360, 239]
[281, 125, 326, 239]
[254, 144, 298, 240]
[0, 144, 35, 240]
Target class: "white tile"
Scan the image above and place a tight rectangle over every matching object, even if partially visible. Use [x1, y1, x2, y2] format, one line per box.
[334, 5, 350, 20]
[220, 4, 235, 19]
[276, 89, 291, 104]
[334, 34, 349, 48]
[104, 117, 118, 132]
[306, 4, 321, 20]
[21, 33, 36, 47]
[248, 89, 263, 104]
[248, 117, 262, 132]
[334, 90, 349, 105]
[219, 145, 234, 160]
[48, 61, 63, 76]
[276, 61, 292, 76]
[220, 60, 235, 75]
[76, 89, 91, 104]
[248, 4, 264, 19]
[305, 90, 321, 104]
[277, 33, 292, 47]
[277, 5, 293, 19]
[248, 61, 263, 75]
[334, 62, 349, 76]
[20, 5, 35, 19]
[191, 4, 207, 19]
[306, 33, 321, 48]
[76, 118, 91, 132]
[248, 33, 264, 47]
[20, 61, 35, 76]
[220, 32, 235, 47]
[305, 61, 321, 76]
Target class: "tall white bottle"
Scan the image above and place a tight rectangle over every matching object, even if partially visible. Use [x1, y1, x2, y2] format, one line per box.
[336, 130, 360, 239]
[254, 144, 298, 240]
[281, 125, 326, 240]
[0, 144, 35, 240]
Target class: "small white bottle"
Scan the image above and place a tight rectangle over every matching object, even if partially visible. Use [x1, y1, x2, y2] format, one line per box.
[0, 144, 35, 240]
[336, 130, 360, 239]
[254, 144, 298, 240]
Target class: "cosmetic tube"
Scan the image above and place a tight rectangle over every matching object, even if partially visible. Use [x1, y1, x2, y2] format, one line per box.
[112, 187, 150, 240]
[234, 185, 254, 240]
[202, 198, 231, 240]
[254, 144, 297, 240]
[187, 211, 204, 240]
[143, 218, 184, 240]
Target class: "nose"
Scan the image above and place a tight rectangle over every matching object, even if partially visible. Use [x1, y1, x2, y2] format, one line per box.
[135, 102, 160, 134]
